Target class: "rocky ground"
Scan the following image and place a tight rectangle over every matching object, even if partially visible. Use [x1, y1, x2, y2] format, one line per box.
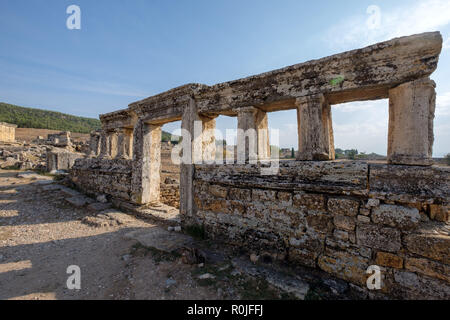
[1, 169, 350, 300]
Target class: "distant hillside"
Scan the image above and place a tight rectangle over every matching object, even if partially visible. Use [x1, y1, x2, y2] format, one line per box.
[0, 102, 101, 134]
[0, 102, 178, 141]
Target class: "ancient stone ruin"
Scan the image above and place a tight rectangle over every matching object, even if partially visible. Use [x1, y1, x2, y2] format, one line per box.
[0, 122, 17, 143]
[70, 32, 449, 299]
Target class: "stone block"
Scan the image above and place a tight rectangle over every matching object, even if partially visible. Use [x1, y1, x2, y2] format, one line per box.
[404, 233, 450, 264]
[405, 257, 450, 282]
[375, 252, 404, 269]
[208, 185, 228, 198]
[277, 191, 293, 205]
[228, 188, 252, 201]
[333, 229, 349, 241]
[293, 192, 326, 211]
[357, 215, 371, 224]
[366, 199, 380, 208]
[306, 213, 333, 234]
[429, 204, 449, 222]
[318, 250, 370, 286]
[289, 248, 318, 268]
[356, 224, 401, 252]
[393, 270, 450, 299]
[371, 204, 420, 230]
[328, 198, 359, 217]
[66, 196, 90, 207]
[252, 189, 276, 202]
[47, 150, 84, 172]
[369, 164, 450, 203]
[334, 215, 356, 231]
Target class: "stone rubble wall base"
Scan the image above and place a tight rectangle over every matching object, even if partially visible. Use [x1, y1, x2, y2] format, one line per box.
[186, 161, 450, 300]
[69, 158, 179, 208]
[46, 150, 85, 172]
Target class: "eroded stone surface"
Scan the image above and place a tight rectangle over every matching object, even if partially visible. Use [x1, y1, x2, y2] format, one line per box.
[371, 204, 420, 230]
[124, 227, 193, 253]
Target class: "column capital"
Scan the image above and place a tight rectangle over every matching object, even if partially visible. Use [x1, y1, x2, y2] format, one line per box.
[393, 77, 436, 91]
[233, 106, 261, 115]
[295, 94, 327, 106]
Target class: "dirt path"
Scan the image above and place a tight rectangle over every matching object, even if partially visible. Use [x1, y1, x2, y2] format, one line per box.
[0, 170, 220, 300]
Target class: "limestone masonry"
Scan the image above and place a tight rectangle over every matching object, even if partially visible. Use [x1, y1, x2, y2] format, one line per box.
[0, 122, 17, 142]
[69, 32, 449, 299]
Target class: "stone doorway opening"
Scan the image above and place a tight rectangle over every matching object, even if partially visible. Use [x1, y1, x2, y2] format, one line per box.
[158, 121, 181, 210]
[331, 99, 389, 161]
[267, 109, 298, 161]
[214, 115, 237, 163]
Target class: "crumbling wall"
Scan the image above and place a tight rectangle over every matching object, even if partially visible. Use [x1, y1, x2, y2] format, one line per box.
[47, 149, 85, 172]
[0, 122, 17, 142]
[191, 161, 450, 299]
[71, 158, 180, 208]
[161, 183, 180, 209]
[70, 158, 133, 201]
[47, 131, 72, 148]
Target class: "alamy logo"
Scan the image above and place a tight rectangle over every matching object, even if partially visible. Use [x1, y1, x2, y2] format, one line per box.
[366, 5, 381, 30]
[366, 265, 382, 290]
[66, 5, 81, 30]
[66, 265, 81, 290]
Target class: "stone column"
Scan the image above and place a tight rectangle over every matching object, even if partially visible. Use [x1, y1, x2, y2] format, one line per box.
[296, 94, 335, 161]
[109, 130, 119, 159]
[117, 128, 134, 159]
[236, 106, 270, 163]
[388, 78, 436, 166]
[98, 130, 111, 159]
[180, 98, 219, 225]
[131, 120, 162, 204]
[89, 131, 101, 157]
[200, 115, 217, 164]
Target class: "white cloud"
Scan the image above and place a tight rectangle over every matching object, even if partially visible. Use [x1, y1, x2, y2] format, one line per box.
[436, 91, 450, 116]
[325, 0, 450, 50]
[333, 100, 387, 113]
[444, 37, 450, 49]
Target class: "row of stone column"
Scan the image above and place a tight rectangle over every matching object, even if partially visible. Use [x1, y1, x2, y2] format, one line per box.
[295, 77, 436, 166]
[90, 128, 134, 159]
[97, 77, 436, 208]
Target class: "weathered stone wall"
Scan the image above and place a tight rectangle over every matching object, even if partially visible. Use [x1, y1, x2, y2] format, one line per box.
[47, 149, 85, 172]
[70, 158, 133, 201]
[161, 183, 180, 209]
[70, 158, 181, 208]
[0, 122, 17, 142]
[47, 131, 72, 148]
[192, 161, 450, 299]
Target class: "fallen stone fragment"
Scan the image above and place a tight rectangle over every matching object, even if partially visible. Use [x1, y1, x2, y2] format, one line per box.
[16, 172, 41, 180]
[102, 210, 135, 225]
[124, 227, 193, 253]
[65, 196, 90, 207]
[198, 273, 215, 280]
[87, 202, 112, 212]
[42, 184, 62, 191]
[165, 278, 177, 288]
[59, 186, 81, 197]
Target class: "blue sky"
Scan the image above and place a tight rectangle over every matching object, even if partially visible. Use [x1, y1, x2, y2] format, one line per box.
[1, 0, 450, 156]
